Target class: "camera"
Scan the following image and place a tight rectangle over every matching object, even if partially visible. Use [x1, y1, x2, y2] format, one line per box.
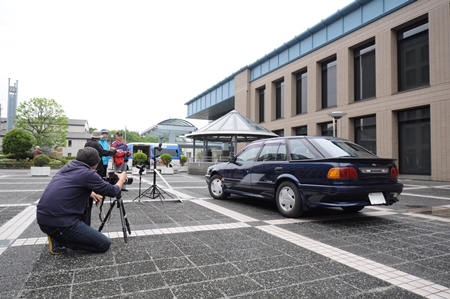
[104, 172, 133, 185]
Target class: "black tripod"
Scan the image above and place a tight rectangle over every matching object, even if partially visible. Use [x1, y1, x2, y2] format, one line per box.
[132, 165, 148, 202]
[98, 190, 131, 243]
[134, 144, 174, 202]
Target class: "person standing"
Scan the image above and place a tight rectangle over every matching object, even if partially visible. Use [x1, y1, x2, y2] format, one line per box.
[85, 130, 116, 178]
[84, 130, 117, 225]
[111, 132, 130, 173]
[99, 129, 113, 178]
[36, 147, 127, 254]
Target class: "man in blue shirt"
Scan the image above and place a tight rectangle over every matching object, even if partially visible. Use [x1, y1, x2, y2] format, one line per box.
[99, 129, 112, 177]
[36, 147, 127, 254]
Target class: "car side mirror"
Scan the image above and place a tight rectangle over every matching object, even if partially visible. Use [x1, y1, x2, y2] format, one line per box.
[228, 156, 236, 163]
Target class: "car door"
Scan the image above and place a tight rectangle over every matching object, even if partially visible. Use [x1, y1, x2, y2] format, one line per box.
[222, 143, 262, 194]
[251, 140, 287, 198]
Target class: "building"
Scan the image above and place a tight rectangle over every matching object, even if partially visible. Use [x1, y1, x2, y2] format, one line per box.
[0, 118, 91, 157]
[185, 0, 450, 181]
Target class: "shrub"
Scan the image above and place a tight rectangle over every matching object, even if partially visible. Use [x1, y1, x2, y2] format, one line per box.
[2, 129, 34, 159]
[180, 155, 188, 166]
[159, 153, 172, 167]
[133, 152, 147, 165]
[33, 154, 51, 167]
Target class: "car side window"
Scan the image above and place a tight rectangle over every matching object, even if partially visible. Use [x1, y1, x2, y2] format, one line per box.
[236, 145, 262, 162]
[257, 143, 287, 161]
[289, 139, 317, 160]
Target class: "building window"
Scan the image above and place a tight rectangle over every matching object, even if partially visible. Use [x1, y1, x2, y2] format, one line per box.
[354, 115, 376, 154]
[275, 81, 284, 119]
[273, 129, 284, 137]
[354, 42, 375, 101]
[321, 123, 334, 136]
[321, 59, 337, 109]
[68, 153, 72, 157]
[398, 106, 430, 175]
[258, 88, 265, 123]
[294, 126, 307, 136]
[296, 71, 307, 114]
[398, 19, 429, 91]
[68, 140, 72, 147]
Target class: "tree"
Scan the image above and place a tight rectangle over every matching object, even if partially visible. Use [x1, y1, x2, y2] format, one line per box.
[2, 129, 34, 159]
[16, 97, 68, 148]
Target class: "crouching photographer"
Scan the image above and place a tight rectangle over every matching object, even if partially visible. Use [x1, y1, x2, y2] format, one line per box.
[36, 147, 127, 254]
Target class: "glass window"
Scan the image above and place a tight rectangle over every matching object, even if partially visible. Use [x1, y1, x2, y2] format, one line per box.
[310, 138, 378, 158]
[296, 71, 307, 114]
[354, 115, 376, 154]
[354, 42, 375, 101]
[398, 106, 431, 175]
[321, 122, 334, 136]
[398, 19, 429, 91]
[275, 81, 284, 119]
[68, 140, 72, 147]
[288, 139, 319, 160]
[273, 129, 284, 137]
[322, 59, 337, 108]
[258, 88, 265, 123]
[294, 126, 307, 136]
[236, 144, 262, 163]
[257, 143, 286, 161]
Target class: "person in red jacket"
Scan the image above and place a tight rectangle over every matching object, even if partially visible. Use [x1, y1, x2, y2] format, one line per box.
[111, 132, 130, 173]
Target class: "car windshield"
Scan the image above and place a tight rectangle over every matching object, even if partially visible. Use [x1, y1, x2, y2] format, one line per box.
[310, 139, 377, 158]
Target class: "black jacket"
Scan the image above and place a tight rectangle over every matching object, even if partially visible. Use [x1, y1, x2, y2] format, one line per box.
[84, 139, 116, 177]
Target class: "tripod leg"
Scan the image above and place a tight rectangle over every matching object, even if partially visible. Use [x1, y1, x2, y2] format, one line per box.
[117, 200, 128, 243]
[98, 199, 117, 232]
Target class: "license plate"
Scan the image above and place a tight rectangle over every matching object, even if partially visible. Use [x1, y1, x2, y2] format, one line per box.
[369, 192, 386, 205]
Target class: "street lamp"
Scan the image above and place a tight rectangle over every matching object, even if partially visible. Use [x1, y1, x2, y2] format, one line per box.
[327, 111, 347, 137]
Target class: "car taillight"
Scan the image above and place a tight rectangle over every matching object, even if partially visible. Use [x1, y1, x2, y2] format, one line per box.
[390, 167, 399, 178]
[327, 167, 358, 179]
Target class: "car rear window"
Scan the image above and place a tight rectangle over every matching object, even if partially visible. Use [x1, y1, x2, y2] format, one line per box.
[310, 139, 377, 158]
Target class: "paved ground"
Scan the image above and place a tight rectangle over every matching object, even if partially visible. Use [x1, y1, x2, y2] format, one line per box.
[0, 169, 449, 298]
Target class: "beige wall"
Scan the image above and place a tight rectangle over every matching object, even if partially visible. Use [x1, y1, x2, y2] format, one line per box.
[233, 0, 450, 181]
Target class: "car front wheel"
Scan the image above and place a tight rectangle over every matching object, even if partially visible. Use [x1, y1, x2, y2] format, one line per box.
[276, 181, 304, 218]
[208, 174, 228, 200]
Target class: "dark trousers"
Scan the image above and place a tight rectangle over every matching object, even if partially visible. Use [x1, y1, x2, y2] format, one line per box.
[39, 220, 111, 253]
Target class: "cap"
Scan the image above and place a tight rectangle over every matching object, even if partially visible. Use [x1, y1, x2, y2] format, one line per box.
[101, 129, 108, 134]
[116, 132, 123, 136]
[91, 130, 102, 138]
[76, 147, 101, 166]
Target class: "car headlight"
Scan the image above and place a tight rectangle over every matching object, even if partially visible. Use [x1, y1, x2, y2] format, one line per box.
[206, 166, 213, 174]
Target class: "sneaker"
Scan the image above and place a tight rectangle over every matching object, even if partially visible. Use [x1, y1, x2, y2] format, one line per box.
[47, 236, 67, 255]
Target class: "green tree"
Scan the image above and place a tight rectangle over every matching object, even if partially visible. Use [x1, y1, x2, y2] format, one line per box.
[108, 129, 158, 143]
[2, 129, 34, 159]
[16, 97, 69, 148]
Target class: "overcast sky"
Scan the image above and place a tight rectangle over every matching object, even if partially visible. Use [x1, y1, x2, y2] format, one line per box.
[0, 0, 353, 133]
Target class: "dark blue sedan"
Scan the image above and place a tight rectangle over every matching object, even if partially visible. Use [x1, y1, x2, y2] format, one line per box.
[205, 136, 403, 218]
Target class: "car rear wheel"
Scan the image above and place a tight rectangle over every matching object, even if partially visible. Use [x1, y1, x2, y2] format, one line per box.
[341, 206, 365, 213]
[208, 174, 228, 200]
[276, 181, 304, 218]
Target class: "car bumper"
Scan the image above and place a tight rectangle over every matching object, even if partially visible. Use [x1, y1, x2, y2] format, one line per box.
[298, 182, 403, 207]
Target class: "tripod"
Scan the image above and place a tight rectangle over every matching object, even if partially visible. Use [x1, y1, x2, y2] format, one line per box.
[98, 191, 131, 243]
[133, 144, 181, 203]
[132, 165, 147, 202]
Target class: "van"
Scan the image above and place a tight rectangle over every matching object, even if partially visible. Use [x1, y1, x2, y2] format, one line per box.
[128, 143, 181, 169]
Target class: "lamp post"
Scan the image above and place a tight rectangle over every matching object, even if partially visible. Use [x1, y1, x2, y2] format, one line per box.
[327, 111, 347, 137]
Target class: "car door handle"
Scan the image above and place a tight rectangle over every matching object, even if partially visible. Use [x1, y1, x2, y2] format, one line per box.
[275, 167, 283, 172]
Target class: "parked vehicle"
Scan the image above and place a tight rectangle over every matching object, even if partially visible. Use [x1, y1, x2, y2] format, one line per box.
[205, 136, 403, 218]
[128, 143, 181, 169]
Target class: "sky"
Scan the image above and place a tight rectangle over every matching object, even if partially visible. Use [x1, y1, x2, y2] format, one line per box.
[0, 0, 353, 133]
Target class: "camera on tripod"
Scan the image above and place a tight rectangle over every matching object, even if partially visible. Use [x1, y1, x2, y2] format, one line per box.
[104, 172, 133, 185]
